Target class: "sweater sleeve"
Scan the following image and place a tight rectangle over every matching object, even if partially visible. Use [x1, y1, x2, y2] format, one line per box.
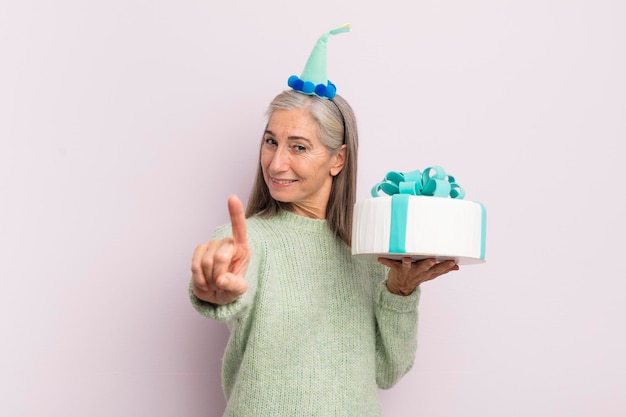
[374, 281, 420, 389]
[188, 222, 262, 323]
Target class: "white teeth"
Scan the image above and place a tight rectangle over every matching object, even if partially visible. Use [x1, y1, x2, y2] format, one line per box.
[273, 179, 295, 184]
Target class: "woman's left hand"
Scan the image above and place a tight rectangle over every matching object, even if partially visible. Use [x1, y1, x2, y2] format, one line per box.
[377, 257, 459, 296]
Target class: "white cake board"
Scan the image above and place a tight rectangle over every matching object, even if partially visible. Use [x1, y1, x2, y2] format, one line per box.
[352, 252, 486, 265]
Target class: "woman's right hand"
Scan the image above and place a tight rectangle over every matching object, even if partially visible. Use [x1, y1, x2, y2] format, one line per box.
[191, 195, 250, 305]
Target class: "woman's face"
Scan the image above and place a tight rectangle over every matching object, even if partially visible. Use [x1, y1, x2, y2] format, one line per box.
[261, 108, 345, 219]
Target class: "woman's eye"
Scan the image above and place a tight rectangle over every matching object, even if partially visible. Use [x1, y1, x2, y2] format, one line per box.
[264, 137, 277, 146]
[293, 144, 307, 153]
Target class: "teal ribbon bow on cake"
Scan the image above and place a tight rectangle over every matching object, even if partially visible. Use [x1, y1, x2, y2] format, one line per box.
[371, 166, 465, 199]
[371, 166, 465, 254]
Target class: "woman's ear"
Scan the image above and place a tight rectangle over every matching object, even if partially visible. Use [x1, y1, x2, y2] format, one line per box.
[330, 144, 347, 176]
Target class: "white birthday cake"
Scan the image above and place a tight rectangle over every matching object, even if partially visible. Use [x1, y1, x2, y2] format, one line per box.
[351, 167, 486, 265]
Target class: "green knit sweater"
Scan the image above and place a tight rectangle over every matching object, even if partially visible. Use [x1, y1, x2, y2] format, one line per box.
[189, 210, 420, 417]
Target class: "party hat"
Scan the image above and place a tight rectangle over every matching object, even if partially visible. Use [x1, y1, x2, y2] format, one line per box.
[287, 24, 351, 99]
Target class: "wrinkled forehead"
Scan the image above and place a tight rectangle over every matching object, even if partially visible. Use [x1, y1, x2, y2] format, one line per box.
[266, 108, 320, 138]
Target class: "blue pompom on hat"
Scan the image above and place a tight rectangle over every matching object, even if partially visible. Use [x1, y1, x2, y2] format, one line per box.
[288, 24, 351, 99]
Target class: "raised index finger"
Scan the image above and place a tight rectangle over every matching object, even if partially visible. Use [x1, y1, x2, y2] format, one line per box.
[227, 194, 247, 247]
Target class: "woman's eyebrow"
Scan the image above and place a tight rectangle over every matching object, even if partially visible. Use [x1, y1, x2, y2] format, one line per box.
[264, 130, 313, 145]
[287, 136, 313, 145]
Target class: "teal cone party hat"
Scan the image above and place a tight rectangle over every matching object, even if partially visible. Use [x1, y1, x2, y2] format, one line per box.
[287, 24, 351, 99]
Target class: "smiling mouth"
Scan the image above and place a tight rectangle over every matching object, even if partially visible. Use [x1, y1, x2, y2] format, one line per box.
[271, 177, 297, 185]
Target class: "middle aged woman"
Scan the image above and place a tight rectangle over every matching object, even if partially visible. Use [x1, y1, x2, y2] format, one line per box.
[189, 26, 459, 417]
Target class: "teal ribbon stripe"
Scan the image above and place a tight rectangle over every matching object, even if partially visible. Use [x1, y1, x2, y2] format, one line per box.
[478, 202, 487, 259]
[371, 166, 481, 255]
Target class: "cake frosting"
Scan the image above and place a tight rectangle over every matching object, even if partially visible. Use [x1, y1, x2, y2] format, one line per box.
[351, 167, 486, 265]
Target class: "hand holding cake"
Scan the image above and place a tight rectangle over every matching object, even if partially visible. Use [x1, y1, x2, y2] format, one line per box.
[378, 257, 459, 296]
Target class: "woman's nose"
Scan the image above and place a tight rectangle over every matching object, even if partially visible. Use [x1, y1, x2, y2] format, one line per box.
[269, 146, 289, 171]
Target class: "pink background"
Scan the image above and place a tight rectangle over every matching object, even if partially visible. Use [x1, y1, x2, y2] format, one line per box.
[1, 1, 624, 416]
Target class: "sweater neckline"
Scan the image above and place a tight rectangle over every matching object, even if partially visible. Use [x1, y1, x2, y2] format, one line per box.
[275, 210, 329, 233]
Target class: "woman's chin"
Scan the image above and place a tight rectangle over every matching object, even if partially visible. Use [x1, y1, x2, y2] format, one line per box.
[268, 190, 293, 204]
